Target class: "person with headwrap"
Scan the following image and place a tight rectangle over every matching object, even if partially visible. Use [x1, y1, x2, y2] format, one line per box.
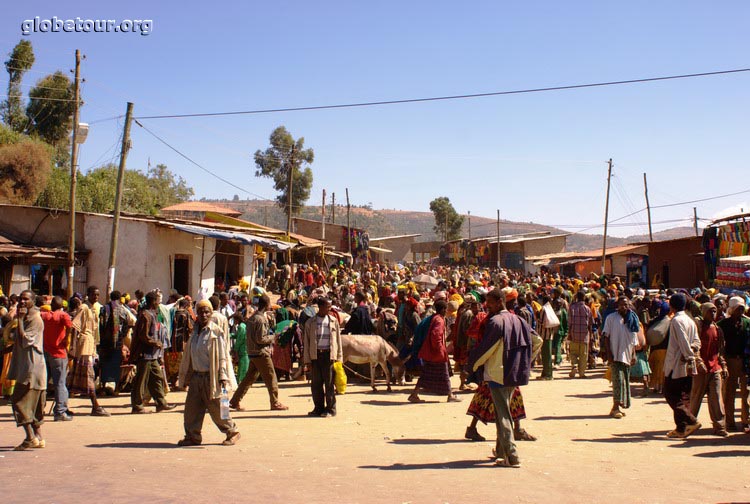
[647, 299, 671, 395]
[177, 299, 240, 446]
[689, 302, 728, 437]
[717, 296, 750, 432]
[663, 293, 702, 438]
[602, 296, 640, 419]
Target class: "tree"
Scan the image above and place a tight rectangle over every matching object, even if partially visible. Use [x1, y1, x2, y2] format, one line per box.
[25, 71, 75, 150]
[429, 196, 464, 242]
[2, 40, 35, 132]
[35, 162, 194, 214]
[254, 126, 314, 226]
[0, 130, 53, 204]
[146, 163, 194, 210]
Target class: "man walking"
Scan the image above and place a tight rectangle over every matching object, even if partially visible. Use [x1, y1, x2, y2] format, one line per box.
[663, 293, 702, 438]
[467, 288, 532, 468]
[177, 299, 240, 446]
[303, 297, 342, 417]
[8, 290, 47, 450]
[602, 296, 640, 419]
[130, 292, 174, 414]
[568, 291, 593, 378]
[718, 296, 750, 432]
[41, 296, 72, 421]
[230, 294, 288, 411]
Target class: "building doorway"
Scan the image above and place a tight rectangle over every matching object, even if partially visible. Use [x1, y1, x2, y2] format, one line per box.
[173, 255, 191, 295]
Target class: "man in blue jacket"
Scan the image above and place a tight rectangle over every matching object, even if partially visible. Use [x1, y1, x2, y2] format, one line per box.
[467, 288, 532, 468]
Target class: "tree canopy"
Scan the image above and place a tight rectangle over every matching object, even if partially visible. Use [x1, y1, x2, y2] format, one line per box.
[34, 162, 194, 215]
[26, 70, 75, 148]
[429, 196, 464, 242]
[254, 126, 314, 221]
[0, 125, 52, 204]
[2, 40, 35, 132]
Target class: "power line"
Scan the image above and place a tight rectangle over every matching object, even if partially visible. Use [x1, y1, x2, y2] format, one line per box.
[133, 119, 306, 208]
[132, 68, 750, 120]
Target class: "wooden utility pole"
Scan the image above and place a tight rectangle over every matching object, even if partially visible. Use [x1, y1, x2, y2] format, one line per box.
[346, 188, 351, 256]
[66, 49, 81, 300]
[106, 102, 134, 294]
[468, 211, 471, 239]
[263, 206, 268, 227]
[693, 207, 699, 236]
[643, 172, 653, 242]
[287, 146, 295, 239]
[601, 159, 613, 275]
[321, 189, 327, 265]
[331, 192, 336, 224]
[496, 209, 501, 269]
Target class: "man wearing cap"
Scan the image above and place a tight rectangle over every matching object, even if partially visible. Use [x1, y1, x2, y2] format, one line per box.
[178, 299, 240, 446]
[718, 296, 750, 432]
[663, 293, 703, 438]
[303, 297, 343, 417]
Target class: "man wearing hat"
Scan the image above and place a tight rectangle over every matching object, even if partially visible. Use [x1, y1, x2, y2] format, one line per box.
[718, 296, 750, 432]
[178, 299, 240, 446]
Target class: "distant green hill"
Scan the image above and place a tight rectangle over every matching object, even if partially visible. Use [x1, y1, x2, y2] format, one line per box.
[202, 198, 699, 252]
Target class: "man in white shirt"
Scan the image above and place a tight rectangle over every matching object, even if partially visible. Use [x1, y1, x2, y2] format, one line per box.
[663, 293, 702, 438]
[602, 297, 639, 419]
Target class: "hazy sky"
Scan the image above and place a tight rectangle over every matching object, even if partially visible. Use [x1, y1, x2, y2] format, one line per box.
[2, 2, 748, 237]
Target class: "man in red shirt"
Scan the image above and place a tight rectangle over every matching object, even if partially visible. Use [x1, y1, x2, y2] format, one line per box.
[41, 296, 72, 421]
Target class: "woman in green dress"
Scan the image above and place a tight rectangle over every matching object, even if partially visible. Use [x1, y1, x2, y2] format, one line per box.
[231, 313, 249, 383]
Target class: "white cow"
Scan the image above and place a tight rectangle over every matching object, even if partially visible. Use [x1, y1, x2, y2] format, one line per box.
[341, 334, 403, 392]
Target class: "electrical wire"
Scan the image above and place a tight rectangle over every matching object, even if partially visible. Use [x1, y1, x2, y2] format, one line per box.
[133, 119, 304, 208]
[132, 68, 750, 120]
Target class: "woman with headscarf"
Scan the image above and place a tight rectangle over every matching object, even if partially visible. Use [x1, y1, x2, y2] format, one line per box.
[647, 299, 671, 394]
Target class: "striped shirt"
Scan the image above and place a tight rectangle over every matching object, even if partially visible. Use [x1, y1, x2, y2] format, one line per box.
[568, 301, 593, 343]
[316, 315, 331, 350]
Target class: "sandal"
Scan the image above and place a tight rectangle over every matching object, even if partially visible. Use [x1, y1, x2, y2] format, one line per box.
[33, 439, 46, 449]
[408, 395, 425, 403]
[514, 428, 537, 441]
[666, 429, 685, 439]
[447, 395, 461, 403]
[14, 438, 40, 451]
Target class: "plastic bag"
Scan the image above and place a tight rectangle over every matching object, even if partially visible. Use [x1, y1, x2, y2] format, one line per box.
[333, 361, 347, 394]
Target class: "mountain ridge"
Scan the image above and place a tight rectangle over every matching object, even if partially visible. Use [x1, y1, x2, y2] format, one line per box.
[199, 198, 700, 252]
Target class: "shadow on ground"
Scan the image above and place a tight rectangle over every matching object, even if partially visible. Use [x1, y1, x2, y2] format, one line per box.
[572, 430, 674, 443]
[86, 442, 181, 449]
[389, 438, 466, 445]
[360, 459, 497, 470]
[534, 414, 612, 421]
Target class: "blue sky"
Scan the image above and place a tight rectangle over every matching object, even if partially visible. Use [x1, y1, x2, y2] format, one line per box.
[2, 1, 749, 237]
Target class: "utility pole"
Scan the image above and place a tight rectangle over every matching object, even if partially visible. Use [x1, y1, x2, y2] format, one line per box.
[287, 146, 295, 239]
[331, 192, 336, 224]
[321, 188, 326, 242]
[263, 205, 268, 227]
[693, 207, 699, 237]
[66, 49, 81, 300]
[601, 159, 613, 275]
[346, 188, 352, 257]
[496, 209, 500, 269]
[106, 102, 134, 294]
[468, 211, 471, 239]
[643, 172, 653, 242]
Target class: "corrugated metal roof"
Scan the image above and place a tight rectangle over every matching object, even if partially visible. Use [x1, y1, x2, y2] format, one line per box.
[527, 244, 648, 262]
[161, 201, 242, 216]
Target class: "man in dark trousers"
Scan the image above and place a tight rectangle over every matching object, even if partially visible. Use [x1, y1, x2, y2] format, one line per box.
[130, 291, 174, 414]
[303, 297, 343, 417]
[229, 294, 288, 411]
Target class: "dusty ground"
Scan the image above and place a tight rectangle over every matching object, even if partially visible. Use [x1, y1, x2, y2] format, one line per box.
[1, 363, 748, 504]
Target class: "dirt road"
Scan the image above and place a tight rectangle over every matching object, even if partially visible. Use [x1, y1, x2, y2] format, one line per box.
[1, 364, 747, 504]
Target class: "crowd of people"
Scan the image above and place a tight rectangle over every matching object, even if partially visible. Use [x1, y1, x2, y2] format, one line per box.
[1, 260, 749, 467]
